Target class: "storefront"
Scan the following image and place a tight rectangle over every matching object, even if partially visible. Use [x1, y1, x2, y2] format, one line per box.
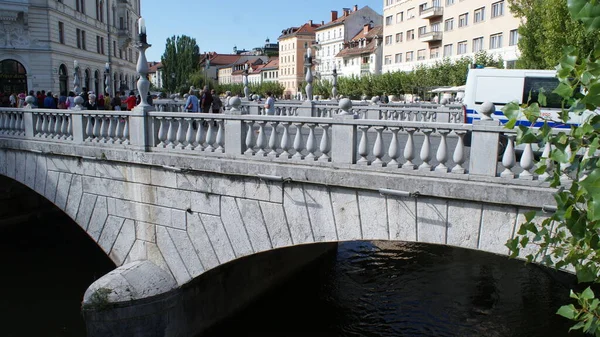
[0, 59, 28, 96]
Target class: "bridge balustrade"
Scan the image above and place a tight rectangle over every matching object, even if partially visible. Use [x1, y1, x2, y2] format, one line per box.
[0, 105, 547, 182]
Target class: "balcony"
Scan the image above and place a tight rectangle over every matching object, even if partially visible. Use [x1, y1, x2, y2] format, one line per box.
[420, 6, 443, 19]
[419, 31, 443, 42]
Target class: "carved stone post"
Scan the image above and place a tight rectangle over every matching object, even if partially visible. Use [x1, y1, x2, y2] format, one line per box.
[331, 63, 338, 101]
[304, 48, 313, 101]
[73, 60, 81, 94]
[469, 101, 501, 176]
[243, 65, 250, 100]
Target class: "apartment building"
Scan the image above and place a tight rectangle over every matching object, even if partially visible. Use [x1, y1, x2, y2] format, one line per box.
[315, 5, 383, 81]
[381, 0, 520, 72]
[0, 0, 140, 96]
[278, 20, 322, 98]
[336, 24, 384, 78]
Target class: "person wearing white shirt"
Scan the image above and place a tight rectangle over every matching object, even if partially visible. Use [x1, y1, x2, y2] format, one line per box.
[264, 91, 275, 115]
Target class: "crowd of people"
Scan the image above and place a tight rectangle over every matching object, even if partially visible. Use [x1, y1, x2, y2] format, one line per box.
[0, 88, 154, 111]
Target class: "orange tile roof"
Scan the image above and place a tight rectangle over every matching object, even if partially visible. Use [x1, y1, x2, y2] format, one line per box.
[279, 22, 322, 39]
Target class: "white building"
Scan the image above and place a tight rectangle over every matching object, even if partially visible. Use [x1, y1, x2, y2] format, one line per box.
[0, 0, 140, 97]
[314, 5, 383, 81]
[148, 62, 163, 89]
[336, 25, 383, 78]
[382, 0, 520, 72]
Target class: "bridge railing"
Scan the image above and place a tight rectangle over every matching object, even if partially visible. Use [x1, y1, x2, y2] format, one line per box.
[0, 105, 546, 182]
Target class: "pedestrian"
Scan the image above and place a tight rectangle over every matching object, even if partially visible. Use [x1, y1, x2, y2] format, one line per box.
[17, 93, 26, 108]
[111, 93, 122, 111]
[9, 93, 16, 107]
[97, 94, 105, 110]
[263, 91, 275, 115]
[104, 93, 111, 110]
[84, 94, 98, 110]
[43, 91, 57, 109]
[125, 91, 136, 111]
[200, 87, 213, 113]
[184, 89, 199, 112]
[66, 91, 76, 109]
[58, 93, 67, 109]
[211, 89, 222, 113]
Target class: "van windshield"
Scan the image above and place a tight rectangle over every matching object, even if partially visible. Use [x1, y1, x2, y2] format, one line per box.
[522, 77, 565, 109]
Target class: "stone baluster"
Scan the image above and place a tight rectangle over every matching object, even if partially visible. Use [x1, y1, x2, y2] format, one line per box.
[115, 116, 124, 144]
[244, 120, 255, 155]
[519, 143, 535, 180]
[156, 118, 167, 147]
[268, 121, 279, 158]
[107, 116, 116, 143]
[122, 117, 130, 145]
[500, 134, 517, 178]
[184, 118, 195, 150]
[67, 115, 73, 141]
[60, 115, 68, 140]
[215, 120, 225, 153]
[205, 119, 216, 152]
[92, 115, 101, 142]
[194, 119, 205, 151]
[357, 125, 370, 165]
[304, 124, 318, 160]
[100, 116, 109, 143]
[319, 124, 331, 162]
[48, 114, 56, 138]
[435, 129, 451, 173]
[33, 113, 42, 137]
[166, 118, 176, 148]
[255, 121, 268, 156]
[292, 123, 304, 160]
[371, 126, 386, 167]
[85, 115, 93, 141]
[387, 127, 401, 168]
[538, 142, 552, 181]
[419, 129, 433, 171]
[40, 113, 48, 138]
[176, 119, 186, 149]
[402, 128, 417, 170]
[451, 131, 467, 174]
[280, 122, 292, 159]
[0, 113, 5, 134]
[54, 114, 62, 139]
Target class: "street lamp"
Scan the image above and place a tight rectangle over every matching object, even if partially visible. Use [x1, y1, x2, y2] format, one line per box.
[204, 57, 210, 88]
[73, 60, 81, 94]
[104, 62, 111, 96]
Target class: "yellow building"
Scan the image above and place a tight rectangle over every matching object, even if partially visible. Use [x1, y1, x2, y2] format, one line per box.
[278, 20, 322, 99]
[382, 0, 520, 72]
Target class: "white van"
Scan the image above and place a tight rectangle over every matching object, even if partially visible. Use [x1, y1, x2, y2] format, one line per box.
[463, 68, 589, 128]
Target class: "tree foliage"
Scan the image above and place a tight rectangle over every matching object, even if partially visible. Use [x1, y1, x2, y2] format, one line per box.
[508, 0, 597, 69]
[504, 0, 600, 335]
[160, 35, 200, 93]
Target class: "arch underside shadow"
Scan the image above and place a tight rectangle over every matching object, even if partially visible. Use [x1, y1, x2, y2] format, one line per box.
[0, 148, 543, 291]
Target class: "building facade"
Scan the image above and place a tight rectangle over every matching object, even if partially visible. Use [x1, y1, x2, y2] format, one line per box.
[336, 24, 383, 78]
[0, 0, 140, 97]
[314, 5, 383, 81]
[148, 61, 163, 89]
[278, 20, 322, 98]
[382, 0, 520, 72]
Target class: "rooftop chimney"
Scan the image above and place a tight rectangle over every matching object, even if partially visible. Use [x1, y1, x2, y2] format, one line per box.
[331, 10, 338, 21]
[343, 8, 350, 16]
[309, 20, 313, 26]
[321, 21, 324, 25]
[363, 23, 371, 34]
[354, 5, 358, 11]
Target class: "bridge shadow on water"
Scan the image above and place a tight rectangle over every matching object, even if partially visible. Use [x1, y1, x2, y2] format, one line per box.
[0, 175, 115, 337]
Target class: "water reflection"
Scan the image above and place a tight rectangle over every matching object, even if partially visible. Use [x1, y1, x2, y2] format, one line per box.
[202, 241, 583, 337]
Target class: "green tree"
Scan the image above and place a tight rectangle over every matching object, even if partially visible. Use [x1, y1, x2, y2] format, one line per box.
[160, 35, 200, 93]
[509, 0, 597, 69]
[504, 0, 600, 335]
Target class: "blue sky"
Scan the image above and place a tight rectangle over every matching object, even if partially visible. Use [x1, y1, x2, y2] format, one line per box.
[141, 0, 383, 62]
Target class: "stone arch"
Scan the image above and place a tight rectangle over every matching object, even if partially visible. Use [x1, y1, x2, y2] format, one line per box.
[0, 59, 28, 95]
[58, 64, 68, 96]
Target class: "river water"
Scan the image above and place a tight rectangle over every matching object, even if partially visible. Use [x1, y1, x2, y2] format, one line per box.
[1, 210, 583, 337]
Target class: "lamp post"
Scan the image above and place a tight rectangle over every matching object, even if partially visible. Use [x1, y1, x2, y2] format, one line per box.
[242, 63, 249, 100]
[135, 17, 151, 107]
[304, 47, 313, 101]
[104, 62, 111, 96]
[331, 62, 338, 101]
[73, 60, 81, 94]
[204, 57, 210, 88]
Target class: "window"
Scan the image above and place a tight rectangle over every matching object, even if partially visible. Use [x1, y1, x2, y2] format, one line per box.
[385, 35, 393, 45]
[419, 3, 428, 12]
[96, 35, 101, 53]
[129, 49, 132, 61]
[523, 77, 565, 109]
[386, 15, 393, 25]
[407, 29, 415, 41]
[396, 12, 404, 23]
[509, 29, 519, 45]
[81, 30, 86, 50]
[418, 26, 427, 37]
[490, 33, 502, 49]
[58, 22, 64, 44]
[113, 41, 117, 56]
[472, 36, 483, 52]
[406, 51, 414, 62]
[492, 1, 504, 18]
[96, 0, 104, 22]
[384, 55, 392, 65]
[386, 0, 394, 5]
[76, 0, 85, 14]
[444, 18, 454, 31]
[459, 13, 468, 27]
[76, 28, 81, 48]
[431, 22, 441, 32]
[443, 44, 453, 57]
[430, 47, 440, 59]
[417, 49, 426, 60]
[407, 8, 415, 19]
[457, 41, 467, 54]
[474, 7, 485, 23]
[446, 0, 455, 5]
[396, 32, 403, 43]
[395, 53, 403, 63]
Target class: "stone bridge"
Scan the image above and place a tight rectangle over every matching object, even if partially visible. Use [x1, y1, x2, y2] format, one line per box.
[0, 99, 556, 334]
